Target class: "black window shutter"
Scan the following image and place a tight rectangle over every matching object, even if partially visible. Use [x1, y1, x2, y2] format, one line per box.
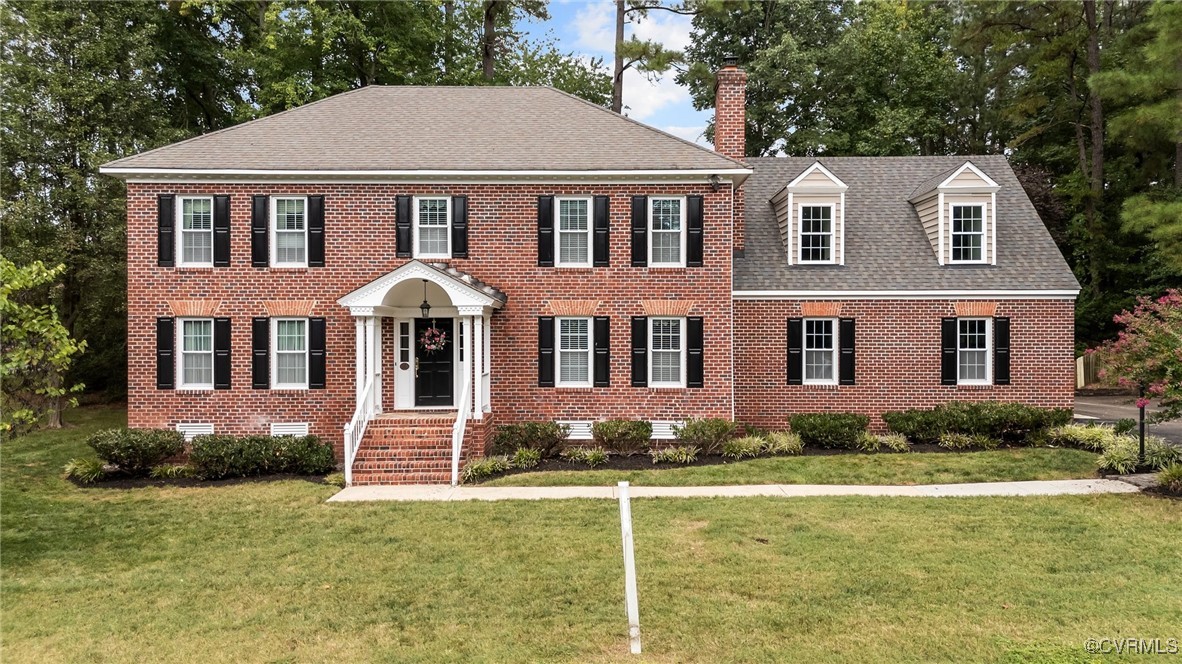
[252, 317, 270, 389]
[687, 316, 704, 388]
[156, 317, 175, 389]
[451, 195, 468, 259]
[687, 195, 704, 267]
[593, 195, 610, 266]
[537, 196, 554, 267]
[213, 317, 232, 389]
[839, 318, 855, 385]
[309, 317, 327, 389]
[787, 318, 803, 385]
[630, 196, 648, 267]
[941, 317, 958, 385]
[308, 195, 325, 267]
[251, 195, 269, 267]
[538, 316, 555, 387]
[994, 317, 1011, 385]
[212, 195, 231, 267]
[594, 316, 611, 387]
[157, 194, 175, 267]
[396, 195, 412, 258]
[631, 316, 648, 387]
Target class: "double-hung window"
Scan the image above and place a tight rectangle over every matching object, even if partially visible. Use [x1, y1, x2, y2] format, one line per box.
[556, 197, 592, 267]
[649, 197, 685, 267]
[272, 318, 309, 389]
[178, 196, 213, 267]
[272, 197, 308, 267]
[957, 318, 991, 384]
[950, 204, 985, 263]
[799, 204, 834, 263]
[649, 317, 685, 387]
[415, 197, 450, 259]
[556, 317, 592, 386]
[178, 318, 214, 389]
[803, 318, 837, 384]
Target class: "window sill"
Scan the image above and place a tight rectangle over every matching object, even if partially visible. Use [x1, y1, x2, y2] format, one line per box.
[554, 386, 595, 392]
[645, 386, 686, 392]
[265, 265, 310, 271]
[553, 266, 595, 271]
[800, 383, 839, 390]
[270, 387, 310, 393]
[955, 383, 994, 390]
[175, 266, 215, 272]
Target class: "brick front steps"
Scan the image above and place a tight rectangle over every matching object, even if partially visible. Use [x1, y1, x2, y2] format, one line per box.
[351, 413, 465, 485]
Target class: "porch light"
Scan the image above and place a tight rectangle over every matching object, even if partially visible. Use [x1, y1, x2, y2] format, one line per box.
[419, 279, 431, 319]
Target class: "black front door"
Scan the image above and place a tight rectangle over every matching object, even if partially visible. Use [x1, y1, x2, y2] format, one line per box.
[415, 318, 454, 407]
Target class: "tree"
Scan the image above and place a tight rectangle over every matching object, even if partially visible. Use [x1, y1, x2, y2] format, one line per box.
[1094, 289, 1182, 423]
[611, 1, 686, 114]
[1, 259, 87, 435]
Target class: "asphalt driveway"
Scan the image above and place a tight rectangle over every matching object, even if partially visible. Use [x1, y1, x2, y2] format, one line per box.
[1075, 395, 1181, 443]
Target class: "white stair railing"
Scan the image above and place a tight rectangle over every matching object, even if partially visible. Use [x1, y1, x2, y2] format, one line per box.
[451, 372, 473, 487]
[343, 375, 377, 486]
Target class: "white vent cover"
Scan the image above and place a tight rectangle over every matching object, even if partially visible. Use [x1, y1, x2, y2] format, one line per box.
[650, 421, 684, 440]
[558, 420, 594, 440]
[176, 423, 214, 442]
[270, 422, 310, 437]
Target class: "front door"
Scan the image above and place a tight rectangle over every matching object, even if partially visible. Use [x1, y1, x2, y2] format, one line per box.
[414, 318, 454, 407]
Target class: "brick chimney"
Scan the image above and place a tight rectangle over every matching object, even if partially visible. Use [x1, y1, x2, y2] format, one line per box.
[714, 55, 747, 251]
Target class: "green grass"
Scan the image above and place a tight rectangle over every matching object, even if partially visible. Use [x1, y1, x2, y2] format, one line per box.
[3, 406, 1180, 663]
[482, 448, 1101, 487]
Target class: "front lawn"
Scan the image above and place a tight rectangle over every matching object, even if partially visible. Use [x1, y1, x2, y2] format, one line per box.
[3, 407, 1180, 663]
[481, 447, 1101, 487]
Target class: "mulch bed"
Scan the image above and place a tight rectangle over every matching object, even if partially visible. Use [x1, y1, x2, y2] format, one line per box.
[71, 473, 338, 490]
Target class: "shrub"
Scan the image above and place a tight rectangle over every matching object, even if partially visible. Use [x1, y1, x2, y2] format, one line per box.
[63, 458, 106, 484]
[761, 431, 804, 456]
[462, 456, 512, 483]
[491, 422, 568, 458]
[86, 428, 185, 475]
[1045, 424, 1117, 452]
[883, 402, 1072, 444]
[592, 420, 651, 456]
[323, 472, 346, 488]
[1113, 418, 1137, 436]
[562, 447, 609, 468]
[511, 447, 542, 469]
[673, 418, 737, 455]
[721, 436, 764, 460]
[650, 445, 699, 465]
[855, 432, 911, 453]
[788, 413, 869, 449]
[273, 435, 336, 474]
[937, 432, 998, 450]
[1096, 435, 1181, 474]
[149, 464, 194, 480]
[189, 434, 334, 479]
[1158, 464, 1182, 495]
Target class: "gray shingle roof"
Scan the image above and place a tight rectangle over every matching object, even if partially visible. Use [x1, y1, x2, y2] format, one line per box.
[102, 86, 746, 173]
[736, 155, 1080, 292]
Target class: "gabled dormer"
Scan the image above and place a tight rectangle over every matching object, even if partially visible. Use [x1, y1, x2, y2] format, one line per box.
[908, 161, 1000, 266]
[770, 162, 848, 266]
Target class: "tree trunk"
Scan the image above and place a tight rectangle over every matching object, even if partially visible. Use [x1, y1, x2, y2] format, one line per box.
[1083, 0, 1106, 291]
[612, 0, 625, 113]
[46, 372, 63, 430]
[482, 1, 500, 82]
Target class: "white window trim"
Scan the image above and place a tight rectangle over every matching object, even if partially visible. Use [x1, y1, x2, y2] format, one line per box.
[269, 195, 309, 268]
[802, 317, 838, 386]
[648, 316, 686, 388]
[271, 317, 310, 390]
[176, 317, 215, 390]
[176, 195, 214, 268]
[957, 317, 992, 385]
[948, 201, 988, 265]
[554, 196, 594, 268]
[413, 195, 452, 260]
[647, 196, 687, 268]
[797, 202, 836, 265]
[555, 316, 593, 388]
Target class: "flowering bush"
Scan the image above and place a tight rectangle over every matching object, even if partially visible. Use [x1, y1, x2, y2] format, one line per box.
[1094, 289, 1182, 422]
[418, 326, 448, 354]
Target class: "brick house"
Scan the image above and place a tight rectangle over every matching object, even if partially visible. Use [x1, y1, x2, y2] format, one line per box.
[100, 62, 1078, 485]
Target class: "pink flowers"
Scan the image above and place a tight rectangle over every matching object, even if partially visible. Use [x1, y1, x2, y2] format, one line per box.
[418, 326, 448, 354]
[1136, 398, 1151, 410]
[1094, 288, 1181, 423]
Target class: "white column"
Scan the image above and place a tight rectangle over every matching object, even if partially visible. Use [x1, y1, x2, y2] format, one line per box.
[482, 313, 491, 412]
[459, 316, 472, 418]
[373, 317, 383, 414]
[354, 317, 365, 404]
[364, 316, 376, 409]
[472, 315, 483, 420]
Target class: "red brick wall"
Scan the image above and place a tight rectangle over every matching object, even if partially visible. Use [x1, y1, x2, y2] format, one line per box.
[733, 298, 1076, 431]
[126, 182, 735, 460]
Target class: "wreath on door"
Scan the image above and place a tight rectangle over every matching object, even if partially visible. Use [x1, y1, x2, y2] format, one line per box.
[418, 325, 449, 355]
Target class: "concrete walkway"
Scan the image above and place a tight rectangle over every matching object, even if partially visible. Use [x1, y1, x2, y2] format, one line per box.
[327, 478, 1140, 502]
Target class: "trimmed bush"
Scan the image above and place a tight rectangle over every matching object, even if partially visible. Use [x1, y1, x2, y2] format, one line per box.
[673, 418, 737, 455]
[149, 464, 195, 480]
[883, 401, 1071, 444]
[63, 458, 106, 484]
[491, 422, 568, 458]
[1158, 464, 1182, 495]
[788, 413, 869, 449]
[650, 445, 699, 465]
[462, 456, 511, 483]
[592, 420, 651, 456]
[511, 447, 542, 469]
[762, 431, 804, 456]
[562, 447, 609, 468]
[1046, 424, 1117, 452]
[189, 434, 334, 479]
[721, 436, 764, 460]
[855, 432, 911, 453]
[86, 428, 184, 475]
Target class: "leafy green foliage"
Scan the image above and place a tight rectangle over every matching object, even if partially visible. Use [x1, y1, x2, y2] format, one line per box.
[721, 436, 764, 460]
[1097, 436, 1181, 474]
[561, 447, 609, 468]
[323, 472, 346, 489]
[461, 455, 513, 483]
[85, 428, 184, 475]
[673, 418, 736, 455]
[62, 458, 106, 484]
[1113, 418, 1137, 436]
[492, 422, 569, 458]
[592, 420, 652, 456]
[188, 434, 334, 480]
[511, 447, 542, 470]
[149, 464, 195, 480]
[1158, 464, 1182, 495]
[761, 431, 804, 456]
[1093, 290, 1182, 422]
[882, 402, 1071, 445]
[649, 445, 700, 465]
[855, 432, 912, 454]
[1046, 424, 1118, 452]
[788, 413, 869, 449]
[938, 433, 1001, 451]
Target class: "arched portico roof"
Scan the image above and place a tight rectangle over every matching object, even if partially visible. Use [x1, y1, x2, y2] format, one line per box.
[337, 260, 506, 316]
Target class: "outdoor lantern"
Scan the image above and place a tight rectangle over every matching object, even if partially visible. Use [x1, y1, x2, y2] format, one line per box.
[419, 279, 431, 319]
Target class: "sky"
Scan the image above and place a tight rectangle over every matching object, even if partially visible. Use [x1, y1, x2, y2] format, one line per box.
[521, 0, 712, 146]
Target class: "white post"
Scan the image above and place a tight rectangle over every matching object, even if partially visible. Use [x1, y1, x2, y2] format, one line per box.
[618, 481, 641, 655]
[473, 315, 483, 420]
[364, 316, 376, 411]
[483, 314, 491, 411]
[373, 317, 383, 413]
[354, 317, 365, 403]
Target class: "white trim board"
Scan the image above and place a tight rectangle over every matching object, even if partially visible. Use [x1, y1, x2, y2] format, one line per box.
[732, 289, 1080, 300]
[102, 167, 752, 185]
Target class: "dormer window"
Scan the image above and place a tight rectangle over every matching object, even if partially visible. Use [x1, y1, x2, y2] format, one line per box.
[908, 161, 999, 266]
[950, 204, 985, 263]
[799, 204, 834, 263]
[772, 162, 847, 267]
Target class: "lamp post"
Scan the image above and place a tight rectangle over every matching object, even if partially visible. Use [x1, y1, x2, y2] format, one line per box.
[1138, 383, 1146, 468]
